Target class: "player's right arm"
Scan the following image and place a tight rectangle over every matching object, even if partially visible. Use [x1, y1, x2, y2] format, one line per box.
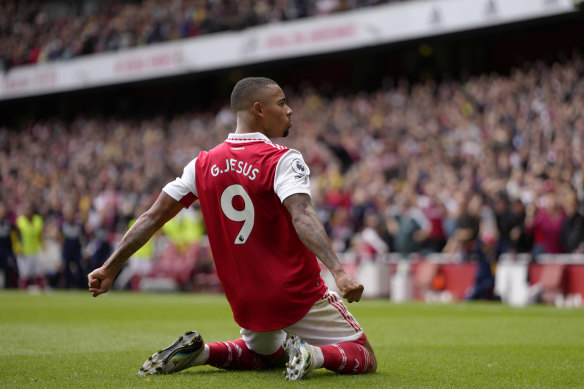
[88, 192, 184, 297]
[283, 193, 364, 303]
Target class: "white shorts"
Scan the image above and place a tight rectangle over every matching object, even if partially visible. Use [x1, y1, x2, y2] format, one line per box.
[240, 289, 364, 356]
[17, 255, 43, 279]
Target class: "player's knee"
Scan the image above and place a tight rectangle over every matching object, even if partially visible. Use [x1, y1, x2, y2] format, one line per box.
[368, 354, 377, 373]
[363, 338, 377, 373]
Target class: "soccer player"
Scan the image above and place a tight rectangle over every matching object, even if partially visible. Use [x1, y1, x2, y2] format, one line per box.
[88, 77, 377, 380]
[16, 202, 45, 290]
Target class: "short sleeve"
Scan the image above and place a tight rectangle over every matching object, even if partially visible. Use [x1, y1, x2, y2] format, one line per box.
[274, 149, 312, 202]
[162, 158, 198, 208]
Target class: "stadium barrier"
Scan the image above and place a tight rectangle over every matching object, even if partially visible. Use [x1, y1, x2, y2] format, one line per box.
[319, 253, 584, 307]
[7, 237, 582, 307]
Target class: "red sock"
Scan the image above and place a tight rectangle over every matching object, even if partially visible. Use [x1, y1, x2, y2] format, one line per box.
[130, 275, 141, 291]
[320, 341, 371, 374]
[207, 339, 282, 370]
[35, 277, 45, 290]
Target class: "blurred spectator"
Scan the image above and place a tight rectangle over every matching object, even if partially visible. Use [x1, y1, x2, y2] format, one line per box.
[444, 192, 495, 300]
[42, 220, 65, 288]
[419, 181, 448, 253]
[560, 189, 584, 253]
[386, 188, 430, 258]
[157, 207, 207, 288]
[492, 193, 533, 257]
[353, 210, 389, 260]
[524, 188, 566, 255]
[328, 206, 354, 253]
[86, 209, 113, 274]
[0, 202, 19, 288]
[59, 203, 87, 289]
[443, 192, 481, 256]
[161, 207, 205, 251]
[15, 202, 45, 290]
[493, 192, 517, 256]
[507, 199, 533, 254]
[464, 242, 495, 301]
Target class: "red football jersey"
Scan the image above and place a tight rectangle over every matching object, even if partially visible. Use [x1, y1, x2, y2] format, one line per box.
[164, 133, 326, 331]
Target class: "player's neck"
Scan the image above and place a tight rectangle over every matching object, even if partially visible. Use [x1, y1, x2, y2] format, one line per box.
[234, 126, 267, 137]
[235, 115, 267, 136]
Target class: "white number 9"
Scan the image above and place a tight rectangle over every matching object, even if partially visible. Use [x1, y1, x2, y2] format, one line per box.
[220, 184, 255, 244]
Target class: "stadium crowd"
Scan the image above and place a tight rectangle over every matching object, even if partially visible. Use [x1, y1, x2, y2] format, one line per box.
[1, 52, 583, 293]
[0, 0, 399, 72]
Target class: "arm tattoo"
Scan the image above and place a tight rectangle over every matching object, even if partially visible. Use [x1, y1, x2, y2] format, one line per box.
[105, 214, 157, 269]
[104, 212, 159, 271]
[285, 194, 344, 276]
[101, 192, 183, 274]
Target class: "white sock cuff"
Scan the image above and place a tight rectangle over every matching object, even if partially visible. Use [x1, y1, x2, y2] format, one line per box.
[310, 345, 324, 369]
[192, 344, 210, 366]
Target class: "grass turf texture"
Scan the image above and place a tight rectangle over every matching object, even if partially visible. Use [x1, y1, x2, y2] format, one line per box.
[1, 292, 583, 388]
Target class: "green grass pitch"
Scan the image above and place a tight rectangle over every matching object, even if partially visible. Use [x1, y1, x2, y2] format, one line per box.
[1, 291, 583, 388]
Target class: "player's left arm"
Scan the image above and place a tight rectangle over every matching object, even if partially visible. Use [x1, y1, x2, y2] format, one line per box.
[284, 193, 364, 302]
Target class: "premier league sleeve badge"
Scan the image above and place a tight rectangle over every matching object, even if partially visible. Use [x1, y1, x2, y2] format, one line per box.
[291, 158, 310, 179]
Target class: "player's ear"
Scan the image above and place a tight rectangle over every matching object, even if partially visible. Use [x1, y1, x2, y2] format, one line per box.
[252, 101, 263, 117]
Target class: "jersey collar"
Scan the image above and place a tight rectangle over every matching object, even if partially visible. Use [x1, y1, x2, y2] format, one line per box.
[226, 132, 272, 144]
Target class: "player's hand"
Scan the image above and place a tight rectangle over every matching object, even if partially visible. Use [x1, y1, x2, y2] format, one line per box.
[88, 267, 115, 297]
[335, 272, 364, 303]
